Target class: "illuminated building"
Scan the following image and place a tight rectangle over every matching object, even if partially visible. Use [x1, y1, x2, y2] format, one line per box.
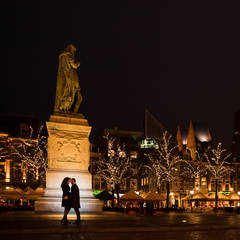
[176, 121, 233, 202]
[90, 128, 144, 194]
[0, 115, 40, 189]
[232, 110, 240, 191]
[232, 110, 240, 162]
[176, 120, 212, 160]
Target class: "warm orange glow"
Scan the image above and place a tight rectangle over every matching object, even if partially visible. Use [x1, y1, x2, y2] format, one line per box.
[5, 160, 11, 183]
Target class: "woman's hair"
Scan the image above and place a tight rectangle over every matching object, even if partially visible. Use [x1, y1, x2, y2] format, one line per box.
[61, 177, 71, 188]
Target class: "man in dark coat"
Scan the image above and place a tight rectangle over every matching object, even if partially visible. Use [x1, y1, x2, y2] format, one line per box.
[71, 178, 81, 223]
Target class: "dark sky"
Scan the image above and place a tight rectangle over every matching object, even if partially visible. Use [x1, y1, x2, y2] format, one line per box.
[1, 1, 240, 145]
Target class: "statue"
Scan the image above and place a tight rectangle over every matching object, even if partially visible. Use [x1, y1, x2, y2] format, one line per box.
[54, 44, 82, 113]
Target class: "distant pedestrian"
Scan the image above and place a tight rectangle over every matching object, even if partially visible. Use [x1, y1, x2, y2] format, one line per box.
[149, 201, 154, 216]
[71, 178, 81, 224]
[61, 177, 71, 224]
[146, 201, 150, 216]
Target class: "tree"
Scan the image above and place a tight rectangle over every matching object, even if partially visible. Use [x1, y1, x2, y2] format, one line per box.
[10, 126, 48, 184]
[204, 142, 233, 211]
[145, 131, 183, 209]
[181, 149, 208, 190]
[96, 134, 134, 207]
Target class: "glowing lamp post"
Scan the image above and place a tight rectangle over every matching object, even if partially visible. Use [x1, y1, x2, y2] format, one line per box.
[190, 190, 194, 212]
[169, 192, 174, 207]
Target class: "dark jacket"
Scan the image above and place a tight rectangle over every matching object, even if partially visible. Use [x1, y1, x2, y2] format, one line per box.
[71, 184, 80, 208]
[61, 183, 71, 208]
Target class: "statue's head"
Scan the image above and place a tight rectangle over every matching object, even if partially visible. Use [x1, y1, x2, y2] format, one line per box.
[65, 44, 76, 54]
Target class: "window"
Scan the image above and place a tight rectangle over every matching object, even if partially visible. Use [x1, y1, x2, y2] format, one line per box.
[119, 151, 126, 158]
[140, 138, 159, 149]
[93, 176, 104, 191]
[120, 179, 127, 190]
[20, 123, 30, 137]
[211, 181, 215, 191]
[130, 179, 137, 190]
[0, 163, 5, 181]
[218, 181, 222, 191]
[141, 177, 148, 186]
[201, 177, 207, 186]
[130, 151, 137, 159]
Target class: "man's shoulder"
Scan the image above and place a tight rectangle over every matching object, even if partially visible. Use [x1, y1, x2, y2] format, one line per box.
[72, 184, 79, 189]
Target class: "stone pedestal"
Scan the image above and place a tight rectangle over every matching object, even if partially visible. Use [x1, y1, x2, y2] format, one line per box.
[35, 114, 102, 213]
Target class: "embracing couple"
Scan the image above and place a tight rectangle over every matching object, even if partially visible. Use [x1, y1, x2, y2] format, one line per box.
[60, 177, 81, 224]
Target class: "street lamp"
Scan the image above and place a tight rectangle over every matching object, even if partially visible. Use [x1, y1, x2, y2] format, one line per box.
[190, 190, 194, 212]
[169, 192, 174, 207]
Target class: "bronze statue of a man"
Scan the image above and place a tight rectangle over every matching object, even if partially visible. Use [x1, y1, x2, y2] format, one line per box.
[54, 44, 82, 113]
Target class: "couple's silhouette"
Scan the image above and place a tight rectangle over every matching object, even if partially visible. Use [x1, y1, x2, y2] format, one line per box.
[61, 177, 80, 224]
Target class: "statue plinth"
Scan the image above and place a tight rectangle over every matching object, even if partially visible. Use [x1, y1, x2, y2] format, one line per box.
[35, 114, 102, 213]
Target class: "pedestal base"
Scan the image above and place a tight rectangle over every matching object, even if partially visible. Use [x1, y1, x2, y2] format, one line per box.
[35, 169, 102, 213]
[35, 197, 102, 213]
[35, 114, 102, 213]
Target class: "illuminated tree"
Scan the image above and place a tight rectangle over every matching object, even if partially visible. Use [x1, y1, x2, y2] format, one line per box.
[204, 143, 233, 211]
[146, 131, 183, 209]
[96, 134, 134, 206]
[10, 126, 48, 183]
[181, 149, 208, 190]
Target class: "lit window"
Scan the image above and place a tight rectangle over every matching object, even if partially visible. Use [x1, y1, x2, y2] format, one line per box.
[140, 138, 159, 149]
[119, 151, 126, 158]
[201, 177, 207, 186]
[141, 178, 144, 186]
[130, 151, 137, 159]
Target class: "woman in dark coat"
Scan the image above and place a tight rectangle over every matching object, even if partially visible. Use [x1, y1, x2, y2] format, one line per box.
[61, 177, 71, 224]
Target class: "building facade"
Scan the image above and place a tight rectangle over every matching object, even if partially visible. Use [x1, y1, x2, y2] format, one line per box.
[90, 128, 144, 196]
[232, 109, 240, 192]
[0, 115, 41, 189]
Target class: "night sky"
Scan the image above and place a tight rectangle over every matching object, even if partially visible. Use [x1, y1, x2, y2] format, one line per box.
[1, 1, 240, 145]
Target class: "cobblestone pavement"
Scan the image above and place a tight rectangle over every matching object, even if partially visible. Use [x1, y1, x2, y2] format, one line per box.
[4, 230, 240, 240]
[1, 212, 240, 240]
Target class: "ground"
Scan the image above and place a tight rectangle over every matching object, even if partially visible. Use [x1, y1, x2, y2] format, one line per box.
[0, 211, 240, 240]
